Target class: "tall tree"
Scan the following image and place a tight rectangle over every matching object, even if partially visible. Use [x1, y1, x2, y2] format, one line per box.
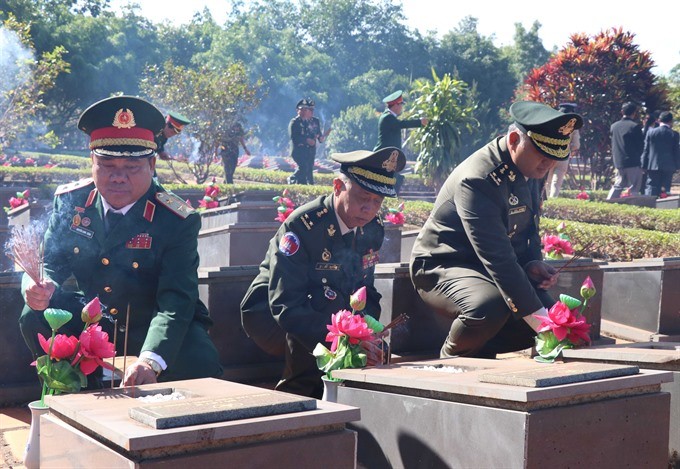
[429, 17, 516, 155]
[502, 21, 551, 84]
[521, 27, 669, 190]
[140, 61, 261, 184]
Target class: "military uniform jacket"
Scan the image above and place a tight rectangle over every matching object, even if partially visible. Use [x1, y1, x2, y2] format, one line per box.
[244, 195, 383, 352]
[39, 178, 212, 368]
[374, 110, 421, 151]
[410, 137, 545, 317]
[289, 116, 322, 157]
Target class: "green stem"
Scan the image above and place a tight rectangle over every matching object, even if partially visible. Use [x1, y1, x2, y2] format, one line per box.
[42, 329, 57, 407]
[579, 298, 588, 315]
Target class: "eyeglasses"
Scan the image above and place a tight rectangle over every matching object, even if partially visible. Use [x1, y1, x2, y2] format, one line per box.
[168, 123, 182, 134]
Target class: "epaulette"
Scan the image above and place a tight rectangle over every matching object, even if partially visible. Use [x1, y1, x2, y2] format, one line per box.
[486, 163, 517, 187]
[155, 191, 195, 219]
[300, 205, 330, 231]
[55, 178, 94, 196]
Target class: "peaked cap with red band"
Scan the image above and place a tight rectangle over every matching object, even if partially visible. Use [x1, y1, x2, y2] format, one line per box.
[78, 95, 165, 158]
[166, 112, 191, 133]
[383, 90, 404, 107]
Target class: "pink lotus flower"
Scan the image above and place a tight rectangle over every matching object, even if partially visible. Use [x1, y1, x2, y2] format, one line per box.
[350, 286, 367, 312]
[576, 190, 589, 200]
[81, 297, 102, 324]
[38, 333, 79, 360]
[25, 158, 35, 165]
[75, 324, 115, 375]
[385, 211, 405, 225]
[325, 309, 375, 352]
[275, 207, 294, 222]
[542, 234, 574, 259]
[534, 302, 591, 345]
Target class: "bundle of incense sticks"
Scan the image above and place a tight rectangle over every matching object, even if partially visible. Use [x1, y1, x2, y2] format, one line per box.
[6, 225, 44, 284]
[378, 313, 409, 338]
[554, 240, 597, 275]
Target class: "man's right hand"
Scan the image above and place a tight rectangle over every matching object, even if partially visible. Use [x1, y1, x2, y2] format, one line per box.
[24, 279, 56, 311]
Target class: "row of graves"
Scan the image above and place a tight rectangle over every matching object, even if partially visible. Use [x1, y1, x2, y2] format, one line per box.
[1, 186, 679, 467]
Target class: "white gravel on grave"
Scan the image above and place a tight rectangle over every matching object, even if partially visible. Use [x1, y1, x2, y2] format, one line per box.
[137, 391, 186, 402]
[407, 365, 467, 373]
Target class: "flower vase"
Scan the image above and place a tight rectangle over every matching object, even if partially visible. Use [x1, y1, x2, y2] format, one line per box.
[321, 376, 342, 402]
[23, 400, 49, 469]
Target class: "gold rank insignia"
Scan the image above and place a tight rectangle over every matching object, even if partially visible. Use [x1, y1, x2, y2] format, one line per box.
[322, 248, 331, 261]
[508, 170, 516, 182]
[327, 224, 336, 237]
[156, 192, 193, 218]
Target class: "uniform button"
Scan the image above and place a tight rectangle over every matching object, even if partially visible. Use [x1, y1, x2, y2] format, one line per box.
[132, 262, 139, 269]
[101, 258, 110, 265]
[110, 308, 118, 315]
[104, 286, 112, 293]
[118, 324, 125, 332]
[73, 247, 80, 254]
[322, 278, 327, 284]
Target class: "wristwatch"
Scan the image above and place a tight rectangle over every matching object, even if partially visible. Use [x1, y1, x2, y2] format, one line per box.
[140, 358, 162, 377]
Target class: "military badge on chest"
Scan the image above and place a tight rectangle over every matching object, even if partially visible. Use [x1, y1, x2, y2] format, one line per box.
[126, 233, 152, 249]
[70, 206, 94, 239]
[362, 249, 379, 270]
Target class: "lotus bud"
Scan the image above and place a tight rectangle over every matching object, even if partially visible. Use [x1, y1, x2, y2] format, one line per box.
[81, 297, 103, 324]
[580, 276, 596, 300]
[349, 286, 367, 312]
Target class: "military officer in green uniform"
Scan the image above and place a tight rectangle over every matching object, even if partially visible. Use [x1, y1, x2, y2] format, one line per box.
[241, 147, 406, 398]
[19, 96, 222, 386]
[155, 111, 191, 161]
[374, 90, 428, 151]
[374, 90, 428, 194]
[410, 101, 583, 359]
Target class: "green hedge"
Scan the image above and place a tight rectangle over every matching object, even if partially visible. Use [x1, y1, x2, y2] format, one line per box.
[541, 218, 680, 262]
[543, 198, 680, 233]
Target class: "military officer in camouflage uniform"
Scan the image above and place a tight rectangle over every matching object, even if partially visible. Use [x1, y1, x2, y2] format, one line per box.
[19, 96, 222, 386]
[410, 101, 583, 359]
[241, 147, 405, 398]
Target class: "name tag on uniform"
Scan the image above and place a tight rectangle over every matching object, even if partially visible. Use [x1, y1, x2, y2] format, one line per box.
[509, 206, 527, 216]
[316, 262, 340, 271]
[70, 224, 94, 239]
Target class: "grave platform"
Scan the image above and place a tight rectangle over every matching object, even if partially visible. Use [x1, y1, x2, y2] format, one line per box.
[40, 378, 360, 468]
[332, 357, 672, 469]
[563, 342, 680, 465]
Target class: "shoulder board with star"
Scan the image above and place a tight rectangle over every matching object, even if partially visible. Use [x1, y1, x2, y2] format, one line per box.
[55, 178, 95, 196]
[155, 191, 195, 219]
[299, 204, 330, 231]
[486, 163, 516, 187]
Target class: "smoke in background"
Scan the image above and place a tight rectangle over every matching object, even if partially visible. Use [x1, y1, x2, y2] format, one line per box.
[0, 25, 33, 97]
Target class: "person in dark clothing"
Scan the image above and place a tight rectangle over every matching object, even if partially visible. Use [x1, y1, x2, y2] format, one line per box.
[607, 102, 645, 199]
[641, 111, 680, 196]
[220, 123, 250, 184]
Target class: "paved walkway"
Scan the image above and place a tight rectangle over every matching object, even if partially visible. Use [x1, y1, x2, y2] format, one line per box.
[1, 405, 30, 468]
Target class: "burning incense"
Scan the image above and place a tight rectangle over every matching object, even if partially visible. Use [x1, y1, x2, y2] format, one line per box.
[111, 319, 118, 389]
[378, 313, 410, 338]
[122, 304, 131, 385]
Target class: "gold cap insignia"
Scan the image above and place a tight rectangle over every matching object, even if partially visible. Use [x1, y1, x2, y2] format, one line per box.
[112, 108, 136, 129]
[382, 150, 400, 172]
[558, 118, 576, 136]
